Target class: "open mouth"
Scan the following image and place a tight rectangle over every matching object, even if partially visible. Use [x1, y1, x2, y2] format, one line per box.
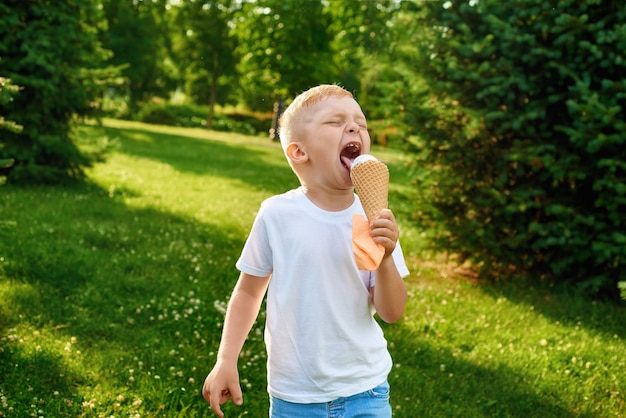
[340, 142, 362, 170]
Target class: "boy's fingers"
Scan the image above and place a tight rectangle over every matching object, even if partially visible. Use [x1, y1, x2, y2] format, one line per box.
[209, 388, 231, 417]
[209, 385, 243, 417]
[230, 383, 244, 405]
[222, 384, 243, 406]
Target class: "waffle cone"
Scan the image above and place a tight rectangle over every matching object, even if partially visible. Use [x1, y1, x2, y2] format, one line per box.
[350, 159, 389, 222]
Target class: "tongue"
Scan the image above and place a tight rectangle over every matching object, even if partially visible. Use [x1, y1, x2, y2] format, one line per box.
[341, 155, 354, 170]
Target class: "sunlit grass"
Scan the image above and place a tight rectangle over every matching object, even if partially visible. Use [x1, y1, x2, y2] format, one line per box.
[0, 120, 624, 417]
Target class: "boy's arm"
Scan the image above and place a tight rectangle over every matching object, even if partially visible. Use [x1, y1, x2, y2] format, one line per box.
[203, 272, 271, 418]
[370, 209, 407, 323]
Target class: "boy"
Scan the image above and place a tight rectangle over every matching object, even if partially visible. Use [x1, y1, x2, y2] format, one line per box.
[202, 84, 409, 417]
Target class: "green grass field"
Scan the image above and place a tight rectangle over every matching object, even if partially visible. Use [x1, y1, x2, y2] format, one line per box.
[0, 119, 624, 417]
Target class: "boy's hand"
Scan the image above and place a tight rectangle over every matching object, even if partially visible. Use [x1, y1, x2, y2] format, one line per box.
[202, 365, 243, 417]
[370, 208, 399, 258]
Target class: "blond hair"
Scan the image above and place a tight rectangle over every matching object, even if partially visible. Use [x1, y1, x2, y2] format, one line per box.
[278, 84, 353, 150]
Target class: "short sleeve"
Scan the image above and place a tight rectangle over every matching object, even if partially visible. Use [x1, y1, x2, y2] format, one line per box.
[235, 207, 273, 277]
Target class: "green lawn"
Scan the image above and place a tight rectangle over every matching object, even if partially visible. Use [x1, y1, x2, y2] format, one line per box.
[0, 119, 624, 417]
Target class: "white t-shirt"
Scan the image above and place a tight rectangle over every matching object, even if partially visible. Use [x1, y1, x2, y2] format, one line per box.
[236, 187, 410, 403]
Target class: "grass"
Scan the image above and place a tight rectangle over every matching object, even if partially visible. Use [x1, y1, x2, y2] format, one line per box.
[0, 119, 624, 417]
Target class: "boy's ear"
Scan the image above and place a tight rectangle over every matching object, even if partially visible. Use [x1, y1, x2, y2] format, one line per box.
[286, 142, 308, 163]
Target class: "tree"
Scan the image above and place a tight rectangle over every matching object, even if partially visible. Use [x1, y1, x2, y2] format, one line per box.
[0, 77, 22, 180]
[101, 0, 175, 115]
[172, 0, 239, 129]
[0, 77, 23, 135]
[0, 0, 116, 183]
[325, 0, 401, 114]
[391, 0, 626, 297]
[233, 0, 334, 111]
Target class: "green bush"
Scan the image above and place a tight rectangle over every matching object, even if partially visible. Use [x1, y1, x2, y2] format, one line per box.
[228, 112, 273, 136]
[137, 102, 212, 128]
[0, 2, 115, 184]
[138, 103, 181, 126]
[0, 77, 23, 135]
[211, 118, 256, 136]
[401, 1, 625, 296]
[137, 102, 260, 135]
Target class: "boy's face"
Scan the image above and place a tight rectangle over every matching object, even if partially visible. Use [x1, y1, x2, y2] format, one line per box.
[297, 96, 371, 190]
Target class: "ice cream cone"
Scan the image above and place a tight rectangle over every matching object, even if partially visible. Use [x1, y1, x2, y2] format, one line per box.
[350, 154, 389, 222]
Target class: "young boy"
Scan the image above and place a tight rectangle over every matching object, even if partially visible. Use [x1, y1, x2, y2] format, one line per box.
[202, 84, 409, 417]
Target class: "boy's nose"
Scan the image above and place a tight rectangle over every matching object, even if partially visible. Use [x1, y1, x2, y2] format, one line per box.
[346, 122, 359, 133]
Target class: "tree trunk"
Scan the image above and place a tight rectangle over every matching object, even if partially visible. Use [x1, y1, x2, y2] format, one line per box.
[207, 73, 218, 130]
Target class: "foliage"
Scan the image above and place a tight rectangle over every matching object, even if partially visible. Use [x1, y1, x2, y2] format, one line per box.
[0, 77, 23, 134]
[137, 102, 260, 135]
[0, 76, 21, 183]
[0, 120, 624, 417]
[326, 0, 402, 116]
[172, 0, 240, 128]
[620, 282, 626, 301]
[0, 0, 117, 184]
[233, 0, 335, 111]
[392, 0, 626, 297]
[100, 0, 175, 114]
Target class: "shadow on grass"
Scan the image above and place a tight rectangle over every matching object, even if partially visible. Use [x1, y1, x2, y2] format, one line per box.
[0, 342, 85, 415]
[385, 324, 580, 418]
[479, 279, 626, 341]
[101, 125, 298, 196]
[0, 180, 249, 416]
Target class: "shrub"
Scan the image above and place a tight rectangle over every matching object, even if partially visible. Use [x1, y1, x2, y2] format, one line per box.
[0, 77, 23, 134]
[138, 103, 180, 126]
[0, 2, 115, 184]
[228, 112, 273, 136]
[400, 0, 625, 297]
[137, 102, 261, 135]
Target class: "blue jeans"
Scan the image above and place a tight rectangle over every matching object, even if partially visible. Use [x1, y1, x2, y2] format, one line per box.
[269, 380, 391, 418]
